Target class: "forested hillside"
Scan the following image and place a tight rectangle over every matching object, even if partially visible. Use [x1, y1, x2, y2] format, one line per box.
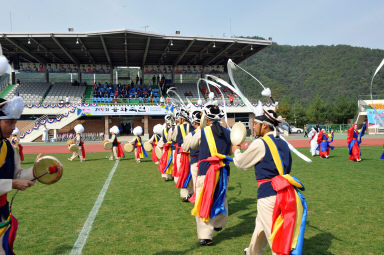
[239, 40, 384, 125]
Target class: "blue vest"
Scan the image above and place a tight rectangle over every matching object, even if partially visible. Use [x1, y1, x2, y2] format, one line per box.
[254, 135, 292, 199]
[112, 136, 118, 147]
[0, 140, 15, 220]
[176, 123, 189, 147]
[198, 126, 231, 176]
[162, 128, 169, 143]
[190, 128, 199, 164]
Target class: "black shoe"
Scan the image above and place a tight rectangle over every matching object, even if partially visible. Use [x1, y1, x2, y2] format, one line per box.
[199, 239, 213, 246]
[214, 227, 222, 232]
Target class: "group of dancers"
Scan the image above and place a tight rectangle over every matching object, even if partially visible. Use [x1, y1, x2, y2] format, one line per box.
[308, 123, 369, 161]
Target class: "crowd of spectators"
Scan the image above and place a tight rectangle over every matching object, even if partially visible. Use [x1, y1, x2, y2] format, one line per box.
[92, 82, 161, 103]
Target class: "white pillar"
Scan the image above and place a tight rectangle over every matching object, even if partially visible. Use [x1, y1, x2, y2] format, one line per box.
[94, 73, 96, 84]
[53, 129, 57, 139]
[115, 70, 118, 84]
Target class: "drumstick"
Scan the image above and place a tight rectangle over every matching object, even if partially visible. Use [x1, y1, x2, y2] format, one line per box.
[31, 165, 59, 181]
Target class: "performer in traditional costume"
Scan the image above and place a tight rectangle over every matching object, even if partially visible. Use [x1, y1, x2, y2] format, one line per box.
[316, 129, 334, 159]
[158, 115, 174, 181]
[232, 105, 307, 255]
[128, 126, 148, 163]
[181, 108, 202, 203]
[10, 128, 24, 162]
[172, 108, 193, 202]
[68, 124, 85, 162]
[308, 127, 319, 156]
[347, 122, 366, 162]
[190, 103, 232, 246]
[148, 124, 163, 165]
[109, 126, 124, 160]
[0, 96, 36, 255]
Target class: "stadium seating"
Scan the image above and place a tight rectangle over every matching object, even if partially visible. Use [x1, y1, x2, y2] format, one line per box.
[43, 83, 86, 104]
[5, 82, 50, 104]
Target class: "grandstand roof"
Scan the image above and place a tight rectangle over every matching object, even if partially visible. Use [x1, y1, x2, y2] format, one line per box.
[0, 29, 272, 67]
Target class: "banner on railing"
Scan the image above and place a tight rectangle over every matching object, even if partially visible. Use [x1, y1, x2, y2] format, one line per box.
[367, 109, 384, 127]
[77, 105, 168, 116]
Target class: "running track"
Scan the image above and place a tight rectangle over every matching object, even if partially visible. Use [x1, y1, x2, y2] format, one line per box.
[22, 138, 384, 154]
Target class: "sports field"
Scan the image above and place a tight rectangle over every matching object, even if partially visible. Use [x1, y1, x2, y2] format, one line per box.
[12, 146, 384, 255]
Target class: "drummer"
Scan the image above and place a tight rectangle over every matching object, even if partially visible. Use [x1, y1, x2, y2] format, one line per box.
[147, 124, 163, 165]
[109, 126, 124, 160]
[10, 127, 24, 162]
[157, 115, 174, 181]
[0, 96, 36, 254]
[181, 108, 202, 203]
[128, 126, 148, 163]
[189, 103, 232, 246]
[68, 124, 85, 162]
[172, 108, 193, 202]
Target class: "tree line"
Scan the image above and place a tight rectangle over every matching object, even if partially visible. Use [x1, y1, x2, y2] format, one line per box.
[238, 38, 383, 126]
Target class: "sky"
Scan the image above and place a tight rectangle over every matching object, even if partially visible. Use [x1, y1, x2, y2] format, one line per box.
[0, 0, 383, 50]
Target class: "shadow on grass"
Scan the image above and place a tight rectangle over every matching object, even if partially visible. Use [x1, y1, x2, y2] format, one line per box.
[153, 244, 200, 255]
[304, 222, 341, 255]
[153, 197, 257, 254]
[52, 244, 73, 254]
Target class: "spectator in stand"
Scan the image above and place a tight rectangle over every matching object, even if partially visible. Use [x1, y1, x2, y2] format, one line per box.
[156, 74, 160, 85]
[152, 75, 156, 85]
[136, 75, 140, 85]
[229, 94, 234, 104]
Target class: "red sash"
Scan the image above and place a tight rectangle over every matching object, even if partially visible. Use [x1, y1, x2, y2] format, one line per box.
[159, 143, 170, 173]
[172, 145, 179, 177]
[152, 143, 158, 162]
[0, 194, 7, 206]
[195, 156, 222, 219]
[176, 152, 190, 188]
[18, 144, 24, 162]
[117, 141, 124, 158]
[270, 175, 297, 255]
[80, 141, 85, 159]
[136, 144, 142, 159]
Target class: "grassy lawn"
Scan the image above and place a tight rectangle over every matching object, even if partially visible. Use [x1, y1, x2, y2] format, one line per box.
[11, 145, 384, 254]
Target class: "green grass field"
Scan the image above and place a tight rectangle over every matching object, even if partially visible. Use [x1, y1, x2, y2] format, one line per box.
[11, 146, 384, 254]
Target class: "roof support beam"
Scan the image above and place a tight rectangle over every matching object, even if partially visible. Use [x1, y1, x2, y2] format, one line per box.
[188, 42, 213, 65]
[29, 38, 65, 63]
[231, 44, 252, 59]
[204, 42, 236, 65]
[78, 38, 95, 64]
[51, 35, 79, 64]
[142, 37, 151, 66]
[100, 35, 112, 66]
[124, 33, 128, 66]
[174, 39, 195, 66]
[3, 36, 47, 64]
[159, 40, 172, 65]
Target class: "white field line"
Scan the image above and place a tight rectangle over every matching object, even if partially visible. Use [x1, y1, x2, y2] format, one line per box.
[69, 159, 120, 255]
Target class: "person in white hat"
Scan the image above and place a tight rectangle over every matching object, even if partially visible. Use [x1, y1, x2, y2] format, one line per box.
[157, 114, 175, 181]
[147, 124, 163, 165]
[68, 124, 85, 162]
[109, 126, 124, 160]
[181, 108, 202, 203]
[171, 108, 193, 202]
[232, 105, 307, 255]
[10, 127, 24, 162]
[128, 126, 147, 163]
[189, 103, 232, 246]
[0, 96, 37, 254]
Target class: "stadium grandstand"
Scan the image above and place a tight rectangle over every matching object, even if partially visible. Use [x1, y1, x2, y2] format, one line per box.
[0, 29, 272, 142]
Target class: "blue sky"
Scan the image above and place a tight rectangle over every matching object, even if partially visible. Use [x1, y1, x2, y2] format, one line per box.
[0, 0, 383, 50]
